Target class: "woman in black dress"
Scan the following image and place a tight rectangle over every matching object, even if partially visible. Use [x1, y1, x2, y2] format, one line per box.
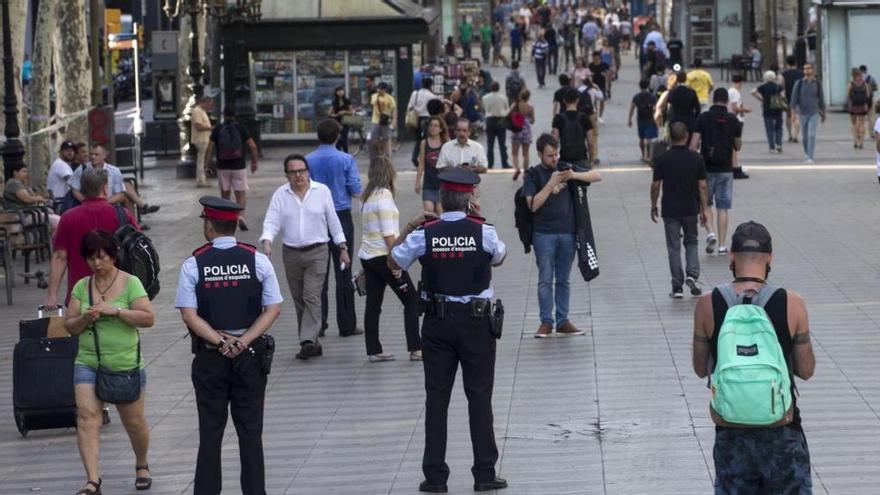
[330, 86, 353, 153]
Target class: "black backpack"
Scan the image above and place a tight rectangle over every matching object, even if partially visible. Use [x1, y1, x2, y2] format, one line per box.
[850, 82, 869, 107]
[514, 168, 540, 253]
[114, 206, 160, 300]
[559, 112, 588, 160]
[216, 122, 244, 161]
[700, 111, 736, 165]
[577, 86, 594, 117]
[506, 74, 524, 101]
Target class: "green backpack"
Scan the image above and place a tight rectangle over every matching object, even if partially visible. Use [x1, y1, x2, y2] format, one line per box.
[711, 284, 792, 426]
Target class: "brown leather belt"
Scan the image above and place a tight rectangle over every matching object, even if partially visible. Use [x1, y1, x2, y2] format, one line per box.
[284, 242, 327, 252]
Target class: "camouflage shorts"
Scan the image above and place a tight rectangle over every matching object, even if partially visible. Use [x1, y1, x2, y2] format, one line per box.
[713, 426, 813, 494]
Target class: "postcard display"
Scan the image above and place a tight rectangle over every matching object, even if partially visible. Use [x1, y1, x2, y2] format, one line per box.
[253, 49, 397, 138]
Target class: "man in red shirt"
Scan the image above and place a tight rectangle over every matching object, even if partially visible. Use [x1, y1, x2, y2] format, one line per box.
[45, 168, 140, 307]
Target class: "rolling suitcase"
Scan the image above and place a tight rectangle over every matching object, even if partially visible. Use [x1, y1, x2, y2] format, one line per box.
[13, 306, 78, 437]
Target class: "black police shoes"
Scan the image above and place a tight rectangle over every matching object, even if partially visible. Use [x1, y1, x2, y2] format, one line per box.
[295, 342, 323, 360]
[474, 477, 508, 491]
[418, 480, 448, 493]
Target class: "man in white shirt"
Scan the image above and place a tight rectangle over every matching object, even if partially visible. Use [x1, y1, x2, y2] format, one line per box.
[438, 118, 489, 173]
[68, 144, 160, 216]
[408, 77, 440, 167]
[481, 81, 510, 169]
[259, 154, 349, 360]
[47, 141, 76, 209]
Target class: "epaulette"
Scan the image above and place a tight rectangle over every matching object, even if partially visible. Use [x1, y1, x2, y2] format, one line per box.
[422, 218, 442, 228]
[236, 242, 257, 253]
[466, 214, 489, 225]
[192, 243, 213, 257]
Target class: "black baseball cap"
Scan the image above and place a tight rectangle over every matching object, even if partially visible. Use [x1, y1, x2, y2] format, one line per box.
[731, 221, 772, 253]
[60, 141, 76, 151]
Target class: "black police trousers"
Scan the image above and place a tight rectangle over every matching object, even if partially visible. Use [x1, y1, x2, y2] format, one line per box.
[192, 348, 268, 495]
[421, 304, 498, 484]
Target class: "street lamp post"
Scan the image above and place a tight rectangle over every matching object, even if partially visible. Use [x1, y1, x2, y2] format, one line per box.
[1, 0, 24, 182]
[208, 0, 262, 149]
[172, 1, 206, 179]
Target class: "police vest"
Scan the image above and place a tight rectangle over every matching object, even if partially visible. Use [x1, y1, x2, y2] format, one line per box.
[418, 216, 493, 296]
[193, 242, 263, 331]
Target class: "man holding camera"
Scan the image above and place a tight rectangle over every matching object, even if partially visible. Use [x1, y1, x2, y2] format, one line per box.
[523, 134, 602, 338]
[388, 168, 507, 493]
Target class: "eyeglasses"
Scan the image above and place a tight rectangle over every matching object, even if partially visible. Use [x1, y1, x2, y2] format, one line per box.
[286, 169, 308, 176]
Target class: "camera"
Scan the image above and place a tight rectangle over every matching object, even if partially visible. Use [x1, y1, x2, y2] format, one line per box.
[556, 161, 572, 172]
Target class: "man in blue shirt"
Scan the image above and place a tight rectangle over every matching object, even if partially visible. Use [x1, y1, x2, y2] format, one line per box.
[522, 133, 602, 338]
[306, 119, 363, 336]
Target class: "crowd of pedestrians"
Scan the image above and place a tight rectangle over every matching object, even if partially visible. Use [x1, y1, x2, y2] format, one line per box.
[18, 4, 880, 494]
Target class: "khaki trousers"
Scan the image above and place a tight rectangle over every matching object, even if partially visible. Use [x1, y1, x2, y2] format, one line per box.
[195, 141, 209, 185]
[282, 245, 329, 345]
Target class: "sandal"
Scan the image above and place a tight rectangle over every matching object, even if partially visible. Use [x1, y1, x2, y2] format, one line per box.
[135, 465, 152, 491]
[75, 479, 102, 495]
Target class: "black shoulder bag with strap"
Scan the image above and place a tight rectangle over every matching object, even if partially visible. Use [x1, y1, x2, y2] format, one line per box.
[89, 277, 142, 404]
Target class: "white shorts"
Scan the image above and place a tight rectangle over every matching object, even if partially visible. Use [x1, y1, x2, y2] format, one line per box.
[217, 168, 249, 192]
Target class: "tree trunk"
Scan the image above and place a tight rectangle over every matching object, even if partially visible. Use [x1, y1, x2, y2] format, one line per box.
[54, 0, 92, 143]
[29, 0, 56, 190]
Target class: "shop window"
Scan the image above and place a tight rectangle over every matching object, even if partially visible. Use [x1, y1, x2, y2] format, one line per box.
[254, 52, 294, 135]
[296, 50, 346, 133]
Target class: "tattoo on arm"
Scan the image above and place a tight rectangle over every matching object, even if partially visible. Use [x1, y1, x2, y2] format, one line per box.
[793, 331, 811, 345]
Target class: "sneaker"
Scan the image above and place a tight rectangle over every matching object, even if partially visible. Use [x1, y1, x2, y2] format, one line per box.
[685, 277, 702, 296]
[598, 117, 606, 124]
[368, 353, 396, 362]
[557, 321, 586, 336]
[138, 204, 160, 215]
[409, 350, 423, 361]
[669, 291, 684, 299]
[718, 246, 729, 255]
[805, 157, 815, 164]
[776, 146, 783, 153]
[534, 323, 553, 338]
[705, 233, 718, 254]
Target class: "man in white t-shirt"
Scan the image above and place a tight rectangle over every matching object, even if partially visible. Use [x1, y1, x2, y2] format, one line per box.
[47, 141, 77, 205]
[874, 114, 880, 185]
[438, 118, 488, 173]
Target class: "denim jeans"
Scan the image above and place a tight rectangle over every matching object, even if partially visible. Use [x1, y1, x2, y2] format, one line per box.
[485, 117, 509, 168]
[763, 114, 783, 150]
[800, 113, 820, 159]
[535, 59, 547, 86]
[533, 232, 576, 327]
[663, 217, 700, 292]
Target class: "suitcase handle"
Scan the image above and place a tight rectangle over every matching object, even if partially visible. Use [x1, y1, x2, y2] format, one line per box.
[37, 305, 64, 318]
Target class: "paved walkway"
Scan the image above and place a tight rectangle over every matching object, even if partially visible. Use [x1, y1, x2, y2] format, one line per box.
[1, 49, 879, 494]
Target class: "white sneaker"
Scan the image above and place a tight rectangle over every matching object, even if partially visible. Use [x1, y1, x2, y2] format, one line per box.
[805, 157, 815, 164]
[685, 277, 702, 296]
[718, 246, 729, 255]
[669, 291, 684, 299]
[598, 117, 606, 124]
[705, 233, 718, 254]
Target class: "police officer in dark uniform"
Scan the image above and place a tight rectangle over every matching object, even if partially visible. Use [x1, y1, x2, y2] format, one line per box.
[389, 168, 508, 493]
[176, 197, 283, 495]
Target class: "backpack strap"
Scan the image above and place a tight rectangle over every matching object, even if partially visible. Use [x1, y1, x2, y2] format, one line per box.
[718, 283, 779, 308]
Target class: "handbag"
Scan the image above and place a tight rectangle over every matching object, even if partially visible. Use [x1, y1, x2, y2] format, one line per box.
[405, 91, 420, 129]
[769, 93, 788, 111]
[89, 277, 142, 405]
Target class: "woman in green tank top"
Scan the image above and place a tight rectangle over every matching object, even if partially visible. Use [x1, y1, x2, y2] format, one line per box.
[65, 230, 156, 494]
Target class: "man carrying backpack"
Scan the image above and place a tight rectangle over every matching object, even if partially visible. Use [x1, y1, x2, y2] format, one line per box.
[551, 88, 592, 170]
[505, 61, 526, 105]
[691, 88, 742, 256]
[205, 108, 259, 231]
[692, 221, 815, 493]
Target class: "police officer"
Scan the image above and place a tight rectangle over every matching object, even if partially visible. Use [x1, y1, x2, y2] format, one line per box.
[389, 168, 508, 493]
[175, 197, 283, 495]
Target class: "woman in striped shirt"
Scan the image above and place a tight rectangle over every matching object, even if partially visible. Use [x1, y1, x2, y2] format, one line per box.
[358, 156, 422, 362]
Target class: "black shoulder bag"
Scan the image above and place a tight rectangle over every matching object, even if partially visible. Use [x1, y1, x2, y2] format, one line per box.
[89, 277, 142, 404]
